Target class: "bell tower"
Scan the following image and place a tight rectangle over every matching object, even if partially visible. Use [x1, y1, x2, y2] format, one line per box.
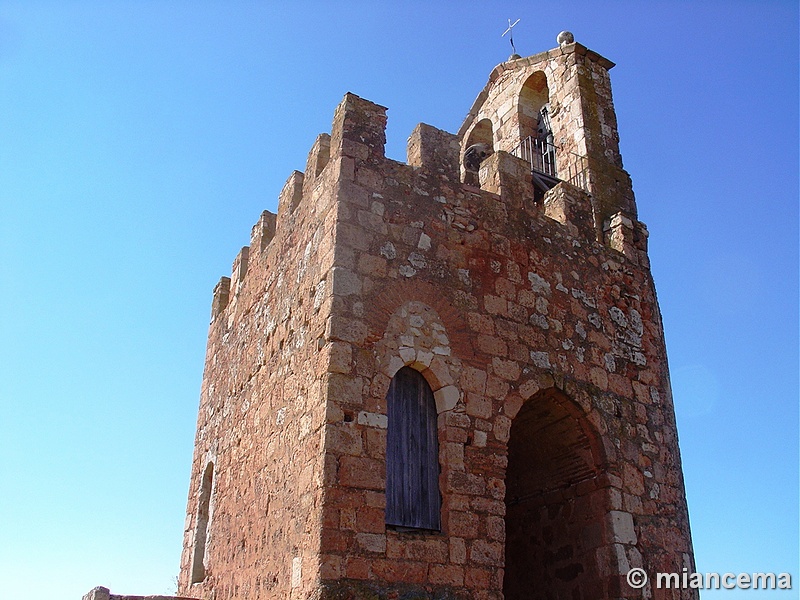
[177, 34, 696, 600]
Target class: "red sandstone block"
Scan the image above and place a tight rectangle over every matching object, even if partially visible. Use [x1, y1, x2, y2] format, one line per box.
[622, 462, 645, 496]
[517, 288, 537, 308]
[485, 515, 505, 542]
[483, 295, 507, 316]
[324, 486, 364, 509]
[388, 537, 448, 562]
[485, 375, 509, 398]
[325, 423, 363, 456]
[470, 496, 505, 516]
[446, 538, 468, 567]
[326, 341, 353, 374]
[477, 334, 507, 357]
[371, 559, 428, 584]
[356, 507, 385, 534]
[444, 412, 470, 428]
[320, 553, 342, 579]
[460, 366, 487, 394]
[364, 428, 386, 459]
[445, 426, 468, 443]
[448, 493, 471, 511]
[326, 373, 365, 407]
[345, 556, 372, 580]
[340, 507, 356, 530]
[507, 302, 528, 324]
[449, 511, 480, 538]
[494, 277, 516, 300]
[467, 312, 495, 334]
[328, 315, 368, 344]
[442, 441, 465, 470]
[465, 393, 492, 419]
[465, 566, 492, 589]
[589, 366, 609, 390]
[469, 540, 503, 566]
[447, 471, 486, 496]
[429, 564, 465, 587]
[474, 417, 493, 432]
[491, 357, 520, 381]
[338, 456, 385, 490]
[337, 221, 373, 251]
[355, 532, 386, 553]
[322, 508, 339, 529]
[508, 341, 529, 363]
[357, 253, 388, 278]
[363, 490, 386, 508]
[321, 527, 350, 552]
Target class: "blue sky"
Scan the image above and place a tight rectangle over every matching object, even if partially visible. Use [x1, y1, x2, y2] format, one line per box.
[0, 2, 797, 599]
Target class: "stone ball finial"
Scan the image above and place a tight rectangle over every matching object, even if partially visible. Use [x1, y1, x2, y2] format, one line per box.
[557, 31, 575, 46]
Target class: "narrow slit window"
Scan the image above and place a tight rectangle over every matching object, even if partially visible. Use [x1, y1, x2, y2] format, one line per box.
[385, 367, 441, 531]
[190, 462, 214, 584]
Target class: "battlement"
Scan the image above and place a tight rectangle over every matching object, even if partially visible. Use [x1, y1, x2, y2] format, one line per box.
[210, 64, 649, 323]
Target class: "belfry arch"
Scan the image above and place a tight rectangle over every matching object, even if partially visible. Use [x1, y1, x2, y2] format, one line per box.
[518, 71, 551, 143]
[462, 118, 494, 185]
[503, 388, 619, 600]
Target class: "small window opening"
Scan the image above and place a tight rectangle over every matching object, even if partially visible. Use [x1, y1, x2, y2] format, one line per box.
[190, 462, 214, 584]
[385, 367, 441, 531]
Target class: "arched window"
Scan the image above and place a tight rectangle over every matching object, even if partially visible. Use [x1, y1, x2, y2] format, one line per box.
[190, 462, 214, 584]
[385, 367, 441, 531]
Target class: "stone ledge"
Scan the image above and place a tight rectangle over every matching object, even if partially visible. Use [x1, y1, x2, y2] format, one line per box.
[82, 587, 199, 600]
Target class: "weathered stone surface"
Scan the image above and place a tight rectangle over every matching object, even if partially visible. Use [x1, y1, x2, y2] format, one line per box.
[171, 40, 695, 600]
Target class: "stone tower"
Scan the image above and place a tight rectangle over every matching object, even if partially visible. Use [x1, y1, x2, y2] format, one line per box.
[177, 37, 695, 600]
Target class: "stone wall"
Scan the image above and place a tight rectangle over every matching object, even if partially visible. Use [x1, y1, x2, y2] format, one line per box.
[176, 98, 351, 599]
[315, 91, 694, 599]
[177, 41, 695, 600]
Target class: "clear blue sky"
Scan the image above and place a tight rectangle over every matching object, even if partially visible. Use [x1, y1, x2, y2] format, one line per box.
[1, 2, 797, 599]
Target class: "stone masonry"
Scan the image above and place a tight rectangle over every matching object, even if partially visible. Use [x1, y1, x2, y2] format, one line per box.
[170, 38, 695, 600]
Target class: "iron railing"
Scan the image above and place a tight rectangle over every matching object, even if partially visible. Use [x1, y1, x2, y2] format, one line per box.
[512, 136, 590, 193]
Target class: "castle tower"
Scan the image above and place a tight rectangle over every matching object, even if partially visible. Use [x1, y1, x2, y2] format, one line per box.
[178, 37, 695, 600]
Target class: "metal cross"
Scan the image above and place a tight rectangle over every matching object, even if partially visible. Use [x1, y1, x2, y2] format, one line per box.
[502, 18, 521, 55]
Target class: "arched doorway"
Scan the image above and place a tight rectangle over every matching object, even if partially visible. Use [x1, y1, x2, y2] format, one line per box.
[503, 388, 615, 599]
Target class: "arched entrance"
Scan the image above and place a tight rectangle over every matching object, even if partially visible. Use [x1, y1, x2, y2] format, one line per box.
[503, 388, 615, 599]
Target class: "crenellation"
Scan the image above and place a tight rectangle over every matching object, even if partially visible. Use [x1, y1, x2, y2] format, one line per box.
[277, 170, 305, 216]
[406, 123, 460, 181]
[603, 211, 651, 266]
[303, 133, 332, 196]
[330, 93, 387, 164]
[250, 210, 276, 254]
[210, 276, 230, 320]
[230, 246, 249, 294]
